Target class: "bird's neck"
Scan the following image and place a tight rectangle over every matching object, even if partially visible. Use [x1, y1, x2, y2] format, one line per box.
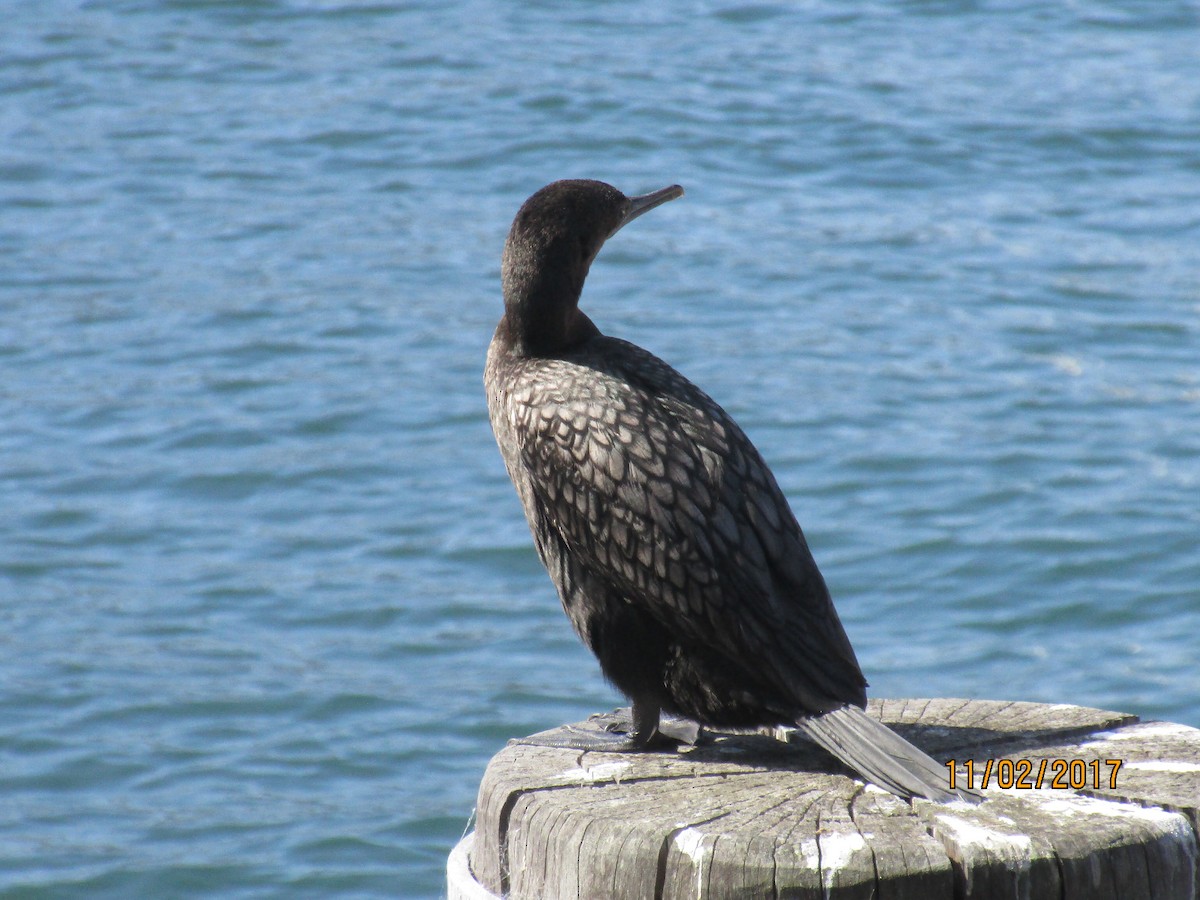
[501, 262, 597, 357]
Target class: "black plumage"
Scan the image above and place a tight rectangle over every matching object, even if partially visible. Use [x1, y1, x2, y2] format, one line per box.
[485, 179, 970, 803]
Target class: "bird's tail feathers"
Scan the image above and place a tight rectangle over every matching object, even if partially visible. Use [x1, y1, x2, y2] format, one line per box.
[796, 705, 980, 803]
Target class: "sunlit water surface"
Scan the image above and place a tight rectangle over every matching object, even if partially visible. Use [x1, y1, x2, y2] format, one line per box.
[3, 1, 1198, 896]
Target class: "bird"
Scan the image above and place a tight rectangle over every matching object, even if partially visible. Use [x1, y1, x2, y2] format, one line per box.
[484, 178, 972, 803]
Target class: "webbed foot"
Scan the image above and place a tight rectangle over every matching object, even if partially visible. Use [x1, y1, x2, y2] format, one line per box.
[602, 709, 702, 749]
[511, 707, 705, 752]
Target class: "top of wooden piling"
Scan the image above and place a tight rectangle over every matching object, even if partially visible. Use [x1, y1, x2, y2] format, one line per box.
[463, 698, 1200, 899]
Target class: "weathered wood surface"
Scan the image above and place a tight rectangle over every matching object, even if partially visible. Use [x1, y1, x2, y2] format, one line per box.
[450, 699, 1200, 899]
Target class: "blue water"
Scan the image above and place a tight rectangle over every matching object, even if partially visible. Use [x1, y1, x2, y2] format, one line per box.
[3, 1, 1198, 896]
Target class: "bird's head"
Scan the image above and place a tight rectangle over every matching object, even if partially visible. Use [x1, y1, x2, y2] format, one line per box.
[500, 179, 683, 357]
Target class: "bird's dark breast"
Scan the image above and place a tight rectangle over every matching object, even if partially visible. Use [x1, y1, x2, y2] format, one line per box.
[484, 333, 867, 725]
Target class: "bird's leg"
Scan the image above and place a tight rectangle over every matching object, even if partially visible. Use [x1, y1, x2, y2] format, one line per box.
[513, 700, 702, 753]
[609, 698, 663, 748]
[603, 698, 701, 749]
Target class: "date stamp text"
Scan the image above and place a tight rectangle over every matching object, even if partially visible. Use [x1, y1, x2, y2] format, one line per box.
[946, 758, 1123, 791]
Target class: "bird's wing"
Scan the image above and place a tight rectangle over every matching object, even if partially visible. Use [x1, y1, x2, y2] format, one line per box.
[510, 337, 864, 709]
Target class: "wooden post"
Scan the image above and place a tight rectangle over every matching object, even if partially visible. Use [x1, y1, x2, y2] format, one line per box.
[448, 699, 1200, 899]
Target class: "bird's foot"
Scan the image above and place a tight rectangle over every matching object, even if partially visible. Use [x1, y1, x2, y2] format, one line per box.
[511, 708, 704, 752]
[512, 719, 664, 752]
[601, 708, 703, 750]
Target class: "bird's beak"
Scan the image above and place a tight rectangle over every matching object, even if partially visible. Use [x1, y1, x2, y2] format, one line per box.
[614, 184, 685, 235]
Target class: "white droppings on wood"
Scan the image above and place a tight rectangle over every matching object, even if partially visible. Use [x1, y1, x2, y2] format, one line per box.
[915, 790, 980, 808]
[558, 761, 630, 783]
[794, 831, 869, 884]
[796, 837, 821, 870]
[1127, 760, 1200, 773]
[1032, 794, 1191, 830]
[931, 813, 1034, 858]
[1085, 722, 1200, 744]
[1021, 797, 1198, 898]
[673, 827, 710, 897]
[821, 831, 868, 872]
[673, 827, 708, 865]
